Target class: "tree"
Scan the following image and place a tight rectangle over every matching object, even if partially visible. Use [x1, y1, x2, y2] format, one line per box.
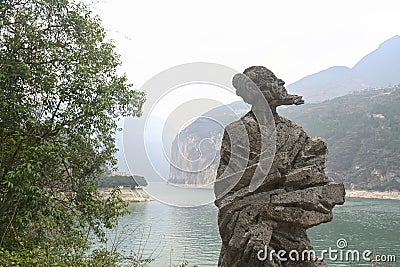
[0, 0, 145, 264]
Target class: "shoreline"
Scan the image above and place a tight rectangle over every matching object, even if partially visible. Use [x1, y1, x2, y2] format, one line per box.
[98, 188, 154, 202]
[166, 182, 214, 189]
[100, 187, 400, 202]
[166, 185, 400, 201]
[345, 189, 400, 200]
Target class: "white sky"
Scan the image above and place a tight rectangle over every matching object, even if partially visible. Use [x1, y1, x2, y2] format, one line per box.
[149, 84, 240, 118]
[88, 0, 400, 86]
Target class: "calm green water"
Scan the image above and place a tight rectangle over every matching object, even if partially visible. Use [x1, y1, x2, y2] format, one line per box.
[112, 197, 399, 266]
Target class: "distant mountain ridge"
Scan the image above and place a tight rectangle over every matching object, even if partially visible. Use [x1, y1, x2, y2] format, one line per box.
[169, 86, 400, 191]
[288, 35, 400, 102]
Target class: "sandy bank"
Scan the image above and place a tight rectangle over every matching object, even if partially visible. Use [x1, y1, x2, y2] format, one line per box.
[98, 188, 153, 202]
[346, 190, 400, 200]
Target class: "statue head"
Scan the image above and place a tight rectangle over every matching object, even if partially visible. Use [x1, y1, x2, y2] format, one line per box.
[233, 66, 304, 112]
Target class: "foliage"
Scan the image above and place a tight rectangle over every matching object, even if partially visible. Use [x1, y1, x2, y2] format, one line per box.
[98, 175, 148, 188]
[0, 0, 145, 264]
[174, 260, 199, 267]
[0, 246, 151, 266]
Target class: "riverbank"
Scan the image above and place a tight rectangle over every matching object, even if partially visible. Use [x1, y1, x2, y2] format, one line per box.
[98, 188, 153, 202]
[123, 185, 400, 201]
[167, 182, 214, 189]
[165, 184, 400, 201]
[346, 189, 400, 200]
[100, 187, 400, 202]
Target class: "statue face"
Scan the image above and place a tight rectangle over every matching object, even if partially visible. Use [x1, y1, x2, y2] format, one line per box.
[260, 80, 288, 97]
[260, 82, 280, 102]
[234, 68, 303, 110]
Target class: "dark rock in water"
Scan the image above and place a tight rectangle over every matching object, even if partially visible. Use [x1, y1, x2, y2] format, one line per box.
[214, 66, 345, 267]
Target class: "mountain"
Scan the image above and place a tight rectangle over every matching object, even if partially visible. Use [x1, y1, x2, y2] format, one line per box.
[169, 86, 400, 191]
[167, 36, 400, 191]
[288, 35, 400, 102]
[279, 86, 400, 191]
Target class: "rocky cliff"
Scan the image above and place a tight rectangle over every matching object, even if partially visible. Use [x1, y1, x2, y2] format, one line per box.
[214, 66, 345, 266]
[168, 101, 249, 186]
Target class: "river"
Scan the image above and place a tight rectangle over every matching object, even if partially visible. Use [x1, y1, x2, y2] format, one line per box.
[109, 197, 399, 266]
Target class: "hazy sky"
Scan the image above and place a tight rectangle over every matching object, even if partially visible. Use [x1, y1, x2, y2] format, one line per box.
[89, 0, 400, 87]
[87, 0, 400, 175]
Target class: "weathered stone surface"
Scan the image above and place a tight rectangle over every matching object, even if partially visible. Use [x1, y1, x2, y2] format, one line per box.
[214, 66, 345, 267]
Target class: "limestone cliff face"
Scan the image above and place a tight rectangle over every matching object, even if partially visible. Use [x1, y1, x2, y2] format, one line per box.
[169, 123, 222, 186]
[168, 102, 249, 186]
[214, 66, 345, 267]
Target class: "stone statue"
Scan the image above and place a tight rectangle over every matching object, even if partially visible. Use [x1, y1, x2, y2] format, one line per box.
[214, 66, 345, 267]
